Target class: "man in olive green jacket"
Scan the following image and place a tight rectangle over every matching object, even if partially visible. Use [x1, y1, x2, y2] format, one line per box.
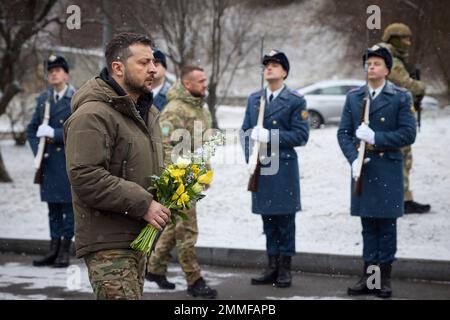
[64, 33, 171, 300]
[146, 66, 217, 299]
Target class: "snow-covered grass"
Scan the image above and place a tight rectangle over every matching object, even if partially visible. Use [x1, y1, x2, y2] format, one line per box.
[1, 106, 449, 261]
[0, 261, 230, 299]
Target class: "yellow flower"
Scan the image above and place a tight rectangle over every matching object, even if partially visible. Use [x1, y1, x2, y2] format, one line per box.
[171, 183, 185, 201]
[191, 165, 201, 177]
[198, 170, 213, 185]
[163, 176, 169, 184]
[177, 192, 190, 207]
[176, 157, 191, 169]
[192, 183, 203, 194]
[169, 168, 185, 181]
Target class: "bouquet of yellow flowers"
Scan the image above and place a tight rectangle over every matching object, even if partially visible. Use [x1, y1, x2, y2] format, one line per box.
[130, 132, 224, 255]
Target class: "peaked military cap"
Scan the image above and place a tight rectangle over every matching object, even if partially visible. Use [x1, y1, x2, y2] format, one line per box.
[262, 49, 290, 78]
[47, 55, 69, 73]
[362, 44, 393, 72]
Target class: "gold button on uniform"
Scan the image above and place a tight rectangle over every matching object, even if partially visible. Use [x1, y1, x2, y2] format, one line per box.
[56, 147, 61, 152]
[272, 120, 277, 125]
[380, 117, 385, 122]
[60, 119, 64, 124]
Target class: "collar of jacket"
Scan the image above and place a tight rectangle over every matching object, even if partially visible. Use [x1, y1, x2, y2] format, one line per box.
[46, 84, 76, 101]
[99, 68, 153, 129]
[365, 81, 396, 115]
[92, 76, 148, 134]
[260, 85, 290, 119]
[167, 80, 205, 108]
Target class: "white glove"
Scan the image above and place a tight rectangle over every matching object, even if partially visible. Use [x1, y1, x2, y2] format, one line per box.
[36, 124, 55, 138]
[250, 126, 270, 143]
[356, 123, 375, 145]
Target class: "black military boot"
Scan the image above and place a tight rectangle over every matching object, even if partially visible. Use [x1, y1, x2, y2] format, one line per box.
[347, 262, 377, 296]
[404, 200, 431, 214]
[53, 238, 72, 268]
[377, 263, 393, 298]
[187, 277, 217, 299]
[275, 256, 292, 288]
[251, 255, 279, 285]
[33, 238, 61, 267]
[146, 273, 176, 289]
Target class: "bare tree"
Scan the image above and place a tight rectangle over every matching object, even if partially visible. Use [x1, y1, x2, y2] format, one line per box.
[134, 0, 258, 128]
[0, 0, 61, 182]
[204, 0, 260, 128]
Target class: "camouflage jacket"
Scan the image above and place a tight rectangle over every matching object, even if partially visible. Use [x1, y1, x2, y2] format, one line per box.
[159, 81, 212, 165]
[383, 42, 426, 99]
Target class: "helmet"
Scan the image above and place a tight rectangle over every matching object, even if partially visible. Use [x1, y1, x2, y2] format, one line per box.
[382, 23, 412, 42]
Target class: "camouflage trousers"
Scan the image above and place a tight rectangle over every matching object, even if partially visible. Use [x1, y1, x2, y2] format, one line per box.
[401, 145, 413, 201]
[84, 249, 146, 300]
[147, 206, 202, 285]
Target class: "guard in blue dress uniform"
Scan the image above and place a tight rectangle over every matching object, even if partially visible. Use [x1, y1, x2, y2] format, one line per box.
[26, 55, 76, 268]
[151, 49, 171, 111]
[337, 45, 416, 298]
[241, 50, 309, 288]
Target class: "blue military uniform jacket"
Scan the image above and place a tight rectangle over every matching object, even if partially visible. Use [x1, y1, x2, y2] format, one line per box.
[337, 81, 416, 218]
[26, 85, 76, 203]
[241, 86, 309, 215]
[153, 80, 171, 111]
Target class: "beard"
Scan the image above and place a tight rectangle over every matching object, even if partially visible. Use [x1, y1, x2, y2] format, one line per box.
[124, 69, 152, 96]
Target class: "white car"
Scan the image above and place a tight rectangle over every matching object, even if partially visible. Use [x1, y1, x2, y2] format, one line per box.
[297, 79, 439, 129]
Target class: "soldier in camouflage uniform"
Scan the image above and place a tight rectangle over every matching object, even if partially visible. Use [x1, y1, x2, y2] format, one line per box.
[146, 65, 218, 299]
[379, 23, 431, 214]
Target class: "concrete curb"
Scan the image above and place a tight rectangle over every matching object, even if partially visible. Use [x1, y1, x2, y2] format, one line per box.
[1, 238, 449, 282]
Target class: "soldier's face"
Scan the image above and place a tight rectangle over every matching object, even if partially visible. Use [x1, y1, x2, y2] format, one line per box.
[183, 70, 208, 98]
[47, 67, 68, 86]
[152, 61, 166, 84]
[367, 57, 389, 81]
[120, 44, 156, 96]
[264, 62, 287, 81]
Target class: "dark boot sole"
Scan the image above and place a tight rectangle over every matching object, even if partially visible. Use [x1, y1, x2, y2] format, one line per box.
[53, 263, 70, 268]
[376, 292, 392, 299]
[275, 282, 291, 288]
[187, 291, 217, 299]
[347, 288, 378, 296]
[251, 279, 275, 285]
[156, 284, 176, 290]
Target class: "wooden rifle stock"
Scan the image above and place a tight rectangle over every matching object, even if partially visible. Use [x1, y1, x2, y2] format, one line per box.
[33, 98, 51, 184]
[354, 96, 370, 195]
[247, 37, 265, 192]
[247, 158, 261, 192]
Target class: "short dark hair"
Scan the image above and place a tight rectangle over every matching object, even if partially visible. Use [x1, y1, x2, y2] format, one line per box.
[105, 32, 153, 73]
[180, 65, 204, 81]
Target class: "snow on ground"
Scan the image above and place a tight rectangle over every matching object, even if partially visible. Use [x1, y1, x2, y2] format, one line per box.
[0, 261, 230, 299]
[1, 107, 449, 260]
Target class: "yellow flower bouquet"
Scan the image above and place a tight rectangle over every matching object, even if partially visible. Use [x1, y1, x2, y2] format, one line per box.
[130, 132, 224, 255]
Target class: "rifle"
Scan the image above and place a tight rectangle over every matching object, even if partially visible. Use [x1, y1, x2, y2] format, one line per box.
[407, 64, 423, 131]
[248, 37, 265, 192]
[33, 60, 51, 184]
[353, 36, 372, 195]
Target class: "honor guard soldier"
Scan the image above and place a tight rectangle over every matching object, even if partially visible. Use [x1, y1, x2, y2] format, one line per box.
[337, 45, 416, 298]
[26, 55, 76, 268]
[241, 50, 309, 288]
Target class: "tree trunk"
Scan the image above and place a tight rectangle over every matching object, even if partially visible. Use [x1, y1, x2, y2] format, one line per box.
[0, 150, 12, 182]
[207, 82, 219, 129]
